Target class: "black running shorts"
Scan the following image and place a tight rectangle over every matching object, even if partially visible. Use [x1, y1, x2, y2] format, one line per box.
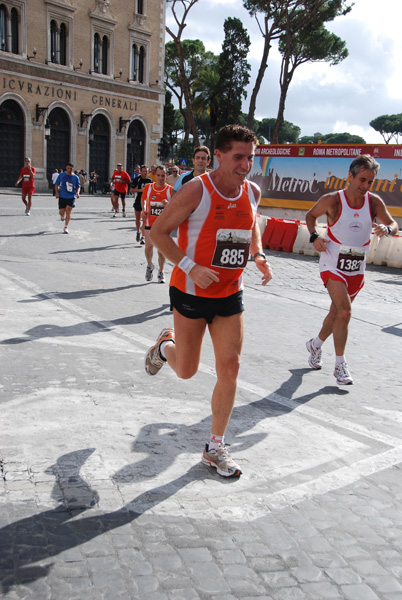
[169, 286, 244, 324]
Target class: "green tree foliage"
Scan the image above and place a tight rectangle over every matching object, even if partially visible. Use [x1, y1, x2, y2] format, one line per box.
[217, 17, 251, 126]
[192, 61, 221, 154]
[369, 114, 402, 144]
[177, 139, 195, 164]
[165, 39, 214, 141]
[299, 132, 366, 144]
[271, 0, 351, 143]
[258, 117, 300, 143]
[192, 18, 251, 154]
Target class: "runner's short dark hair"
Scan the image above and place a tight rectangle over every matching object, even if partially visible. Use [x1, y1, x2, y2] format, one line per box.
[215, 125, 257, 153]
[193, 145, 211, 159]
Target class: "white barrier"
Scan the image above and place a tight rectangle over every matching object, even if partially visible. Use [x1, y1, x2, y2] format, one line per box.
[370, 234, 402, 267]
[295, 223, 327, 257]
[292, 223, 310, 254]
[372, 235, 392, 266]
[365, 234, 379, 265]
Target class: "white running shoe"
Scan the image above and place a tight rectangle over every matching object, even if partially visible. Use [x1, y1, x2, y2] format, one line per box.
[306, 338, 323, 370]
[26, 210, 30, 216]
[202, 444, 242, 478]
[113, 211, 118, 218]
[122, 210, 126, 217]
[334, 362, 353, 385]
[157, 271, 165, 283]
[136, 231, 141, 242]
[63, 226, 69, 234]
[144, 328, 175, 375]
[60, 215, 65, 221]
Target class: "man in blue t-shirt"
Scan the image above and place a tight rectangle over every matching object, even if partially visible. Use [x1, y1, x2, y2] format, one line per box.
[173, 146, 211, 196]
[55, 162, 81, 234]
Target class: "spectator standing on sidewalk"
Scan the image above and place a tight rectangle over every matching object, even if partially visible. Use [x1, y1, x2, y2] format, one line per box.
[51, 169, 59, 196]
[166, 166, 180, 187]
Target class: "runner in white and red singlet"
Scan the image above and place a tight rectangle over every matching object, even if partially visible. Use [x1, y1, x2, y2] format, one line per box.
[306, 154, 398, 385]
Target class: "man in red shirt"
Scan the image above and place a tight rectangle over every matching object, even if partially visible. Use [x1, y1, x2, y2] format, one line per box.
[111, 163, 131, 217]
[15, 157, 36, 215]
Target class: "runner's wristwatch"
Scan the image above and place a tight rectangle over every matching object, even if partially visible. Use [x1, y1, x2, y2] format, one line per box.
[309, 232, 319, 243]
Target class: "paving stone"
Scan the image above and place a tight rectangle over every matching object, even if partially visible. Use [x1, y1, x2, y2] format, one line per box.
[2, 197, 402, 600]
[340, 584, 381, 599]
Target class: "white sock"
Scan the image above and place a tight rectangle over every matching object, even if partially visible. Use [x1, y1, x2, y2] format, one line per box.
[313, 336, 324, 349]
[208, 434, 224, 451]
[159, 340, 174, 360]
[335, 355, 346, 367]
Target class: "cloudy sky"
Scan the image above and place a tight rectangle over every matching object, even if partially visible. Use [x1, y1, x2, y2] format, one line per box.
[166, 0, 402, 143]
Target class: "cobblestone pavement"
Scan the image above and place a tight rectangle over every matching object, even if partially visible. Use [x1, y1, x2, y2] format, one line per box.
[1, 194, 402, 599]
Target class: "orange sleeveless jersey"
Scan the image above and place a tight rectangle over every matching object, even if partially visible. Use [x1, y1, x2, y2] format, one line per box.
[170, 172, 258, 298]
[142, 183, 173, 227]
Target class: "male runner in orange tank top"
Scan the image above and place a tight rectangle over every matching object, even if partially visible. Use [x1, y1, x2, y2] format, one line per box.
[144, 125, 273, 478]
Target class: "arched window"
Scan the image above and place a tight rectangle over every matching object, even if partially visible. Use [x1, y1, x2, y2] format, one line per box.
[138, 46, 145, 83]
[59, 22, 66, 65]
[101, 35, 108, 75]
[50, 19, 58, 63]
[93, 32, 100, 72]
[10, 7, 18, 54]
[0, 4, 7, 51]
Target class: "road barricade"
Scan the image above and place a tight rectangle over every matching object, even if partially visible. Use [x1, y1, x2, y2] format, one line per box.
[261, 217, 300, 253]
[371, 233, 402, 268]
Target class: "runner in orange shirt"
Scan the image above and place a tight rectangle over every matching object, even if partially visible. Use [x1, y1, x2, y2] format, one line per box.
[141, 165, 173, 283]
[144, 125, 273, 478]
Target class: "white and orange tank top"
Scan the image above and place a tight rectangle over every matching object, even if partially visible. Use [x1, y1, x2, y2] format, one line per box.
[170, 172, 258, 298]
[319, 189, 373, 278]
[142, 183, 172, 228]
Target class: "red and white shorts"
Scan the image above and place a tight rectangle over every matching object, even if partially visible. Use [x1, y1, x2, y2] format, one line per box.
[320, 270, 364, 299]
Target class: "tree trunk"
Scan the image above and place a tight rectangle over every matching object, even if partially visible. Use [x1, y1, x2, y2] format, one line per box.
[247, 15, 271, 130]
[166, 1, 200, 147]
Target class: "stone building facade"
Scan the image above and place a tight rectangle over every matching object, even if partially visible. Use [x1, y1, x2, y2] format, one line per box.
[0, 0, 166, 190]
